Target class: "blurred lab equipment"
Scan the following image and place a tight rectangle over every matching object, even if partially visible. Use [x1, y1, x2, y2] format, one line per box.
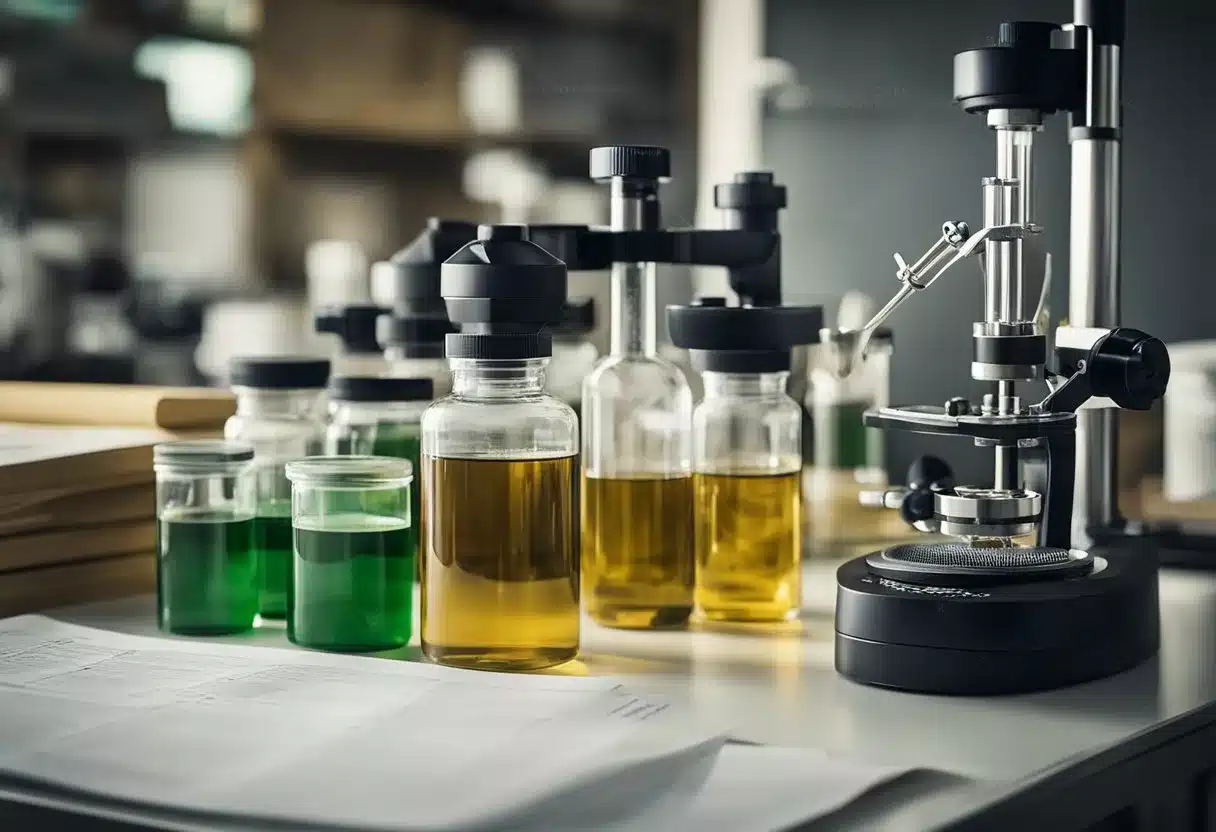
[546, 297, 598, 416]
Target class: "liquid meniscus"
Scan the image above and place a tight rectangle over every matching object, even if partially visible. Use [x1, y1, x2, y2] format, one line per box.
[332, 422, 423, 555]
[289, 513, 414, 652]
[254, 500, 293, 619]
[581, 475, 694, 629]
[421, 454, 579, 671]
[694, 470, 802, 622]
[157, 508, 257, 635]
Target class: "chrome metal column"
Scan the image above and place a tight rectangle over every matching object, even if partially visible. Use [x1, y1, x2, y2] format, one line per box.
[608, 178, 660, 357]
[1069, 0, 1124, 544]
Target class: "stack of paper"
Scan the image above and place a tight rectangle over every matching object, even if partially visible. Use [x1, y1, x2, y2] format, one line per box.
[0, 617, 910, 830]
[0, 386, 235, 617]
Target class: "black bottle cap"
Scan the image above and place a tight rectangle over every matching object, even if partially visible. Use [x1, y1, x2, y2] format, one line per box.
[666, 303, 823, 373]
[371, 218, 478, 311]
[376, 313, 456, 358]
[314, 305, 386, 354]
[229, 356, 331, 389]
[552, 297, 596, 339]
[441, 224, 567, 360]
[589, 145, 671, 182]
[713, 171, 788, 211]
[329, 375, 434, 403]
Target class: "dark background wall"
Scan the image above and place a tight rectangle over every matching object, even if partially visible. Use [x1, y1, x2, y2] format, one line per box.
[765, 0, 1216, 484]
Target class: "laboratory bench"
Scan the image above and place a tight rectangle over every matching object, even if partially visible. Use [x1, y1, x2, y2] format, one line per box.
[3, 556, 1216, 831]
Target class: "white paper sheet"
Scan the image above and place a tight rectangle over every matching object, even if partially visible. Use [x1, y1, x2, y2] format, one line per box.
[0, 616, 909, 830]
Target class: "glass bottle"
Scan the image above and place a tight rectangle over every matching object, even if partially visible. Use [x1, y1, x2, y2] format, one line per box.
[285, 455, 414, 652]
[154, 440, 257, 635]
[224, 356, 330, 619]
[582, 146, 694, 630]
[421, 224, 579, 671]
[694, 371, 803, 621]
[325, 375, 431, 558]
[546, 297, 599, 419]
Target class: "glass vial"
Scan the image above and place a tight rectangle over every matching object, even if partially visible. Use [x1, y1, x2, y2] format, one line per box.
[421, 224, 579, 671]
[694, 372, 803, 621]
[582, 146, 694, 630]
[224, 356, 330, 619]
[154, 440, 257, 635]
[285, 456, 414, 651]
[325, 375, 432, 558]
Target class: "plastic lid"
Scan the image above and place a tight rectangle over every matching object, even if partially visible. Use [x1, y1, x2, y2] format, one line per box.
[229, 356, 331, 389]
[154, 439, 254, 466]
[285, 455, 413, 487]
[329, 375, 434, 403]
[590, 145, 671, 182]
[667, 301, 823, 373]
[441, 224, 567, 360]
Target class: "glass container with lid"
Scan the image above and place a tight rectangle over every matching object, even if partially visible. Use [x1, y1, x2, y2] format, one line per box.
[154, 440, 257, 635]
[421, 224, 579, 671]
[224, 355, 330, 619]
[285, 455, 414, 652]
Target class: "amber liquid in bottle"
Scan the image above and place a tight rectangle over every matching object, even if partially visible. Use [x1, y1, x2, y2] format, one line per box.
[421, 454, 579, 671]
[694, 470, 801, 622]
[581, 475, 694, 629]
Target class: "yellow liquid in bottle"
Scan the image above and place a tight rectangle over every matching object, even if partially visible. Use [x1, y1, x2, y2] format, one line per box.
[694, 470, 802, 622]
[421, 454, 579, 671]
[581, 475, 694, 629]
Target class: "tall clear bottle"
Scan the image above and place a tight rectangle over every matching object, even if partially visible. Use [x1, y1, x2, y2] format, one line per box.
[420, 225, 579, 671]
[581, 146, 694, 630]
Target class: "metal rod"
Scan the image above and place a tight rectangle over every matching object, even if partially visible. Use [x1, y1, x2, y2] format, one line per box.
[1070, 0, 1124, 542]
[609, 178, 659, 357]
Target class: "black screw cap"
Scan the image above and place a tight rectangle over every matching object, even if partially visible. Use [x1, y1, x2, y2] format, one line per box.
[590, 146, 671, 182]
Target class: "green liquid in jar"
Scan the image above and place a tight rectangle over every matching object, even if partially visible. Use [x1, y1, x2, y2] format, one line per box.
[157, 509, 257, 635]
[333, 422, 422, 550]
[288, 513, 414, 652]
[254, 500, 293, 619]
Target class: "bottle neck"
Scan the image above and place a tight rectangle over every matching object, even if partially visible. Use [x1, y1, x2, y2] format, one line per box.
[610, 262, 657, 357]
[702, 371, 789, 400]
[450, 358, 548, 399]
[234, 387, 325, 420]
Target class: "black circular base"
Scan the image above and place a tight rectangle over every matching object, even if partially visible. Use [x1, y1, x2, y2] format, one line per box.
[835, 544, 1160, 695]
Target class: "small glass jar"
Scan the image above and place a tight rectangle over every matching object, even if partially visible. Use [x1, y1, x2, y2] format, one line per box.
[694, 371, 803, 622]
[422, 358, 579, 670]
[806, 328, 903, 555]
[224, 356, 330, 619]
[285, 456, 414, 652]
[325, 375, 431, 557]
[154, 440, 257, 635]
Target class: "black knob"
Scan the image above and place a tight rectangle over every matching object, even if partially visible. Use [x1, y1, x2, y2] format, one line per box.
[589, 146, 671, 182]
[713, 171, 788, 211]
[900, 488, 937, 526]
[1089, 327, 1171, 410]
[694, 296, 728, 307]
[908, 455, 954, 492]
[997, 21, 1060, 50]
[944, 397, 971, 417]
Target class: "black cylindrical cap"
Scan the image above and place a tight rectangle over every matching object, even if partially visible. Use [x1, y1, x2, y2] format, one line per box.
[667, 302, 822, 373]
[376, 313, 455, 348]
[229, 356, 330, 389]
[441, 224, 567, 360]
[329, 375, 434, 402]
[373, 218, 478, 310]
[1088, 328, 1170, 410]
[315, 305, 386, 354]
[714, 172, 788, 211]
[1075, 0, 1124, 46]
[590, 145, 671, 182]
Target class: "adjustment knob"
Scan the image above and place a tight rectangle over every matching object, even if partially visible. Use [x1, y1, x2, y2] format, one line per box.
[908, 455, 954, 493]
[998, 21, 1060, 50]
[1089, 327, 1171, 410]
[944, 397, 972, 417]
[589, 145, 671, 182]
[713, 171, 788, 210]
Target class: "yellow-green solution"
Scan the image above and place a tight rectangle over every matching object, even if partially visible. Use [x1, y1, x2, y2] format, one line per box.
[254, 499, 293, 619]
[157, 508, 257, 635]
[288, 513, 414, 652]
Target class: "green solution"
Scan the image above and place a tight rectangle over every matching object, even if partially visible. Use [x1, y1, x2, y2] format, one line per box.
[157, 508, 257, 635]
[333, 422, 422, 552]
[288, 513, 414, 652]
[253, 499, 293, 619]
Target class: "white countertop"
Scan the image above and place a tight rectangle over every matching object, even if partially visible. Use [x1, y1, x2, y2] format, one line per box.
[38, 560, 1216, 831]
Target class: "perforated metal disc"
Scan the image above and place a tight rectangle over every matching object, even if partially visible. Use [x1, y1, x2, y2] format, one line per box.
[866, 543, 1094, 588]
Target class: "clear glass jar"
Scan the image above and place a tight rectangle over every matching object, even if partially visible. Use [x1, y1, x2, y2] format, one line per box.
[581, 273, 694, 630]
[326, 375, 431, 560]
[285, 456, 414, 652]
[224, 357, 330, 619]
[421, 358, 579, 671]
[806, 329, 904, 555]
[154, 440, 257, 635]
[693, 372, 803, 622]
